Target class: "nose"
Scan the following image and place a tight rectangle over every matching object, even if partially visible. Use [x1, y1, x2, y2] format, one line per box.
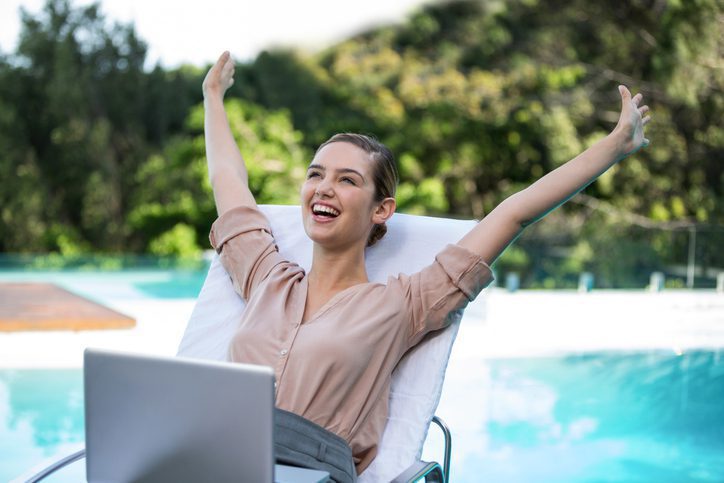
[315, 176, 334, 198]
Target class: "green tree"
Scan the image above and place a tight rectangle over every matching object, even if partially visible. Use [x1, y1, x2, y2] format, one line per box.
[1, 0, 721, 288]
[0, 0, 204, 253]
[128, 99, 309, 252]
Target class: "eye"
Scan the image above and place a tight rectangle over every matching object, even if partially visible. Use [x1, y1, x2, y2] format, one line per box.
[306, 171, 321, 179]
[340, 177, 356, 185]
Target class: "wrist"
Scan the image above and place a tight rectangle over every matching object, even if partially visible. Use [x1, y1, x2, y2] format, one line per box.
[203, 93, 224, 107]
[605, 129, 629, 159]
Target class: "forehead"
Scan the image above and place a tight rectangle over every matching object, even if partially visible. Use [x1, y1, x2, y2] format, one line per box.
[310, 142, 373, 176]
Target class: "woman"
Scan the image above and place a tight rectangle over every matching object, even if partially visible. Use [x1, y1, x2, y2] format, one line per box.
[202, 51, 650, 480]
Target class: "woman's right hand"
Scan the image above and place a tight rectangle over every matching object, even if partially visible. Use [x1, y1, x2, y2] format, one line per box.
[202, 51, 235, 101]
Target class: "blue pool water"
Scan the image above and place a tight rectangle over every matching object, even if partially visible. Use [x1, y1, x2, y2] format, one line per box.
[451, 351, 724, 482]
[0, 370, 84, 481]
[2, 351, 723, 482]
[0, 268, 209, 301]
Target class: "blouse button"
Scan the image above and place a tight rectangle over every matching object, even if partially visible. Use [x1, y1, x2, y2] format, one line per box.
[280, 349, 288, 356]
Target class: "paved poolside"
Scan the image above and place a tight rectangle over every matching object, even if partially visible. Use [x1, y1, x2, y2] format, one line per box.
[0, 288, 722, 368]
[0, 283, 135, 332]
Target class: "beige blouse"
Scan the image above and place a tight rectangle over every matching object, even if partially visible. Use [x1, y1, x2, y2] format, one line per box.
[209, 205, 494, 474]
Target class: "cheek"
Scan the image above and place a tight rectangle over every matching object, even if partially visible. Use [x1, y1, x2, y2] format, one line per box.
[362, 191, 379, 214]
[300, 182, 312, 201]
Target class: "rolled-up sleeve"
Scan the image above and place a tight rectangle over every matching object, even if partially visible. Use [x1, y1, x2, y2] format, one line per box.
[392, 243, 495, 347]
[209, 206, 284, 300]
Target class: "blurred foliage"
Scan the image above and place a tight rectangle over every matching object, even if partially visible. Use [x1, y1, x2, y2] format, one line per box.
[148, 223, 202, 258]
[0, 0, 722, 288]
[128, 98, 307, 252]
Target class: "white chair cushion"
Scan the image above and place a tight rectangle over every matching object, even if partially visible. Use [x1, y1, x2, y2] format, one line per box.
[177, 205, 483, 481]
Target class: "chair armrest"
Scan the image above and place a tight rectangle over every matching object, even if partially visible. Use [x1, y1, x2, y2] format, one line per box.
[431, 415, 451, 483]
[391, 460, 445, 483]
[11, 446, 86, 483]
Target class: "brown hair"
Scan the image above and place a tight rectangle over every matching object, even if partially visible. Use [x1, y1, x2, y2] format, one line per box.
[316, 133, 398, 247]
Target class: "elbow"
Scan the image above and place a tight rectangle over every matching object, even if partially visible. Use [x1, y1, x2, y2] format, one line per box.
[501, 192, 530, 229]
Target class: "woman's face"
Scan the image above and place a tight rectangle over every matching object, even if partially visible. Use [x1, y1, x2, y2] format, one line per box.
[300, 142, 382, 250]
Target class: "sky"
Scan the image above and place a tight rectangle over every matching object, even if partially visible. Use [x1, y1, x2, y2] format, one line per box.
[0, 0, 428, 68]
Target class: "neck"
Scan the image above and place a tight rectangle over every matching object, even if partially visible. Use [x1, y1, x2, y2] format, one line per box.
[308, 242, 368, 291]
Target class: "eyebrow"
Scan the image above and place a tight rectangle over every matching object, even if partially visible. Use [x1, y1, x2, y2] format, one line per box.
[307, 164, 366, 182]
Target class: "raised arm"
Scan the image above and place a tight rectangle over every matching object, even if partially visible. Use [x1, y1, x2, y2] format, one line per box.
[202, 51, 257, 216]
[458, 85, 651, 266]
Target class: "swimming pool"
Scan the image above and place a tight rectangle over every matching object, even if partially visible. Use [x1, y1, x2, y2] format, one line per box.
[0, 267, 209, 301]
[2, 350, 723, 482]
[429, 350, 724, 482]
[2, 265, 723, 480]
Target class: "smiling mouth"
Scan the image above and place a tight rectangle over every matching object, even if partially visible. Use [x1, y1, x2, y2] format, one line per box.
[312, 203, 340, 218]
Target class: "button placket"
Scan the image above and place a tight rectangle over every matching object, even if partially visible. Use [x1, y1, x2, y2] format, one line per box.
[273, 314, 305, 392]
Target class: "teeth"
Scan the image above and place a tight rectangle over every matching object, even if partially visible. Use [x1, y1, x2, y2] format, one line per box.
[312, 204, 340, 216]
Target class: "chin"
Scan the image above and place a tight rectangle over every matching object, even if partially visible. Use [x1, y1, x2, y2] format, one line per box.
[302, 221, 331, 245]
[305, 228, 355, 250]
[307, 231, 337, 247]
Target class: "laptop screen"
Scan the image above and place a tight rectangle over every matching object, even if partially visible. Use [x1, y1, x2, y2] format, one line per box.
[84, 349, 275, 482]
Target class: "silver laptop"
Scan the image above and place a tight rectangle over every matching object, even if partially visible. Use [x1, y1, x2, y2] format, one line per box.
[84, 348, 329, 483]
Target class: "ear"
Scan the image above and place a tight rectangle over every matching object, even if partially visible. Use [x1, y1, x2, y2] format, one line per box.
[372, 197, 396, 225]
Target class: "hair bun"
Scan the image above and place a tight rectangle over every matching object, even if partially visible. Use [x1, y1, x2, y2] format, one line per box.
[367, 223, 387, 247]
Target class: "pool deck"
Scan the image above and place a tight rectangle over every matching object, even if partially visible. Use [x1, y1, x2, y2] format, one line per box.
[0, 287, 722, 368]
[458, 289, 724, 358]
[0, 283, 135, 332]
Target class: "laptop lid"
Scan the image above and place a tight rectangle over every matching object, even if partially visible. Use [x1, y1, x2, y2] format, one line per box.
[84, 348, 275, 483]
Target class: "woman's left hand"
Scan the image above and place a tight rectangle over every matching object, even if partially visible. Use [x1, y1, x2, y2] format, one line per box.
[612, 85, 651, 157]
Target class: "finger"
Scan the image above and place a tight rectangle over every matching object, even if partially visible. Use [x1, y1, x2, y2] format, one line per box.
[639, 105, 649, 115]
[642, 138, 650, 147]
[618, 84, 631, 100]
[642, 115, 651, 125]
[216, 50, 230, 67]
[632, 92, 643, 106]
[618, 85, 632, 114]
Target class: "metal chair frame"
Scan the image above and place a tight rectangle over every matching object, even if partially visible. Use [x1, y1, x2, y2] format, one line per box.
[391, 415, 452, 483]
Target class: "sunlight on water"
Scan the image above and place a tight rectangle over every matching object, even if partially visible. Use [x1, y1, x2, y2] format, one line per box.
[0, 370, 84, 481]
[427, 351, 724, 482]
